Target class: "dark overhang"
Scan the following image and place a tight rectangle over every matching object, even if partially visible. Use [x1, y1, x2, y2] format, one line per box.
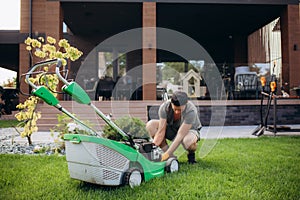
[60, 1, 287, 37]
[0, 44, 19, 71]
[157, 3, 283, 37]
[0, 31, 24, 71]
[0, 30, 28, 44]
[55, 0, 298, 5]
[61, 2, 142, 38]
[59, 1, 288, 63]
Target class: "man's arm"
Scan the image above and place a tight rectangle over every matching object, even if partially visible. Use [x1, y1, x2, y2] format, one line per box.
[165, 123, 192, 156]
[153, 118, 167, 146]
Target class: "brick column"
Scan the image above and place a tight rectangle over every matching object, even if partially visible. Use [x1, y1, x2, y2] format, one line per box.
[19, 0, 31, 102]
[142, 2, 156, 100]
[45, 1, 63, 41]
[19, 0, 63, 102]
[281, 5, 300, 94]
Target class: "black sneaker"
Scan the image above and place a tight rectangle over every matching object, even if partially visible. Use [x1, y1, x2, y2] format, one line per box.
[187, 151, 197, 164]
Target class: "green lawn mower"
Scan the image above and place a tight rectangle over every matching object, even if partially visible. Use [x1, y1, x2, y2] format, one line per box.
[26, 59, 179, 188]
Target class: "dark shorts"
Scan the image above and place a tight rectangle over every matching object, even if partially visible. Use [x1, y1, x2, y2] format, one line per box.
[165, 125, 201, 141]
[165, 125, 178, 140]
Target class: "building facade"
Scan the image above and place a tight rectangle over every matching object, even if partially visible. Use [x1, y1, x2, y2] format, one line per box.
[1, 0, 300, 101]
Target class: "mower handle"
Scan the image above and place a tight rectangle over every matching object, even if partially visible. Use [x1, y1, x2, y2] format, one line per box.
[55, 59, 69, 86]
[55, 60, 137, 148]
[25, 59, 99, 136]
[55, 60, 91, 105]
[25, 59, 61, 106]
[26, 59, 60, 89]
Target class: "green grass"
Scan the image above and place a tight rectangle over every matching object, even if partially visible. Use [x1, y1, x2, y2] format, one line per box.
[1, 137, 300, 200]
[0, 119, 19, 128]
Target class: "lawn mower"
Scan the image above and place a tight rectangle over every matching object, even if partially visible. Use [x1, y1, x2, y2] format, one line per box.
[25, 59, 179, 188]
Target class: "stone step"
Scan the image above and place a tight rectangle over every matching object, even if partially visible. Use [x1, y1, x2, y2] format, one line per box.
[0, 111, 18, 120]
[35, 100, 160, 131]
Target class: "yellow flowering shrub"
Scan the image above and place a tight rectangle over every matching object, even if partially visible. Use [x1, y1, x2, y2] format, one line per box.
[15, 36, 83, 145]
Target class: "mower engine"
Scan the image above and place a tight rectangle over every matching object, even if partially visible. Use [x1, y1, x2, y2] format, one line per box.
[133, 139, 163, 162]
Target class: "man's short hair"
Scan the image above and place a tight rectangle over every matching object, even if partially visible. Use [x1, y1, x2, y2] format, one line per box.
[171, 91, 188, 106]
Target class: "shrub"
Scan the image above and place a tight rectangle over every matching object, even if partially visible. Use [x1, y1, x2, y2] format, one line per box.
[102, 116, 149, 141]
[50, 113, 95, 152]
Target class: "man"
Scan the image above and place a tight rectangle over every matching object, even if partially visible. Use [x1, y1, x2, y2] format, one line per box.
[146, 91, 201, 164]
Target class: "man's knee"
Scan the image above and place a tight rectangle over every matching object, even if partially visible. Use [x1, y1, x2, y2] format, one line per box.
[187, 142, 197, 151]
[182, 134, 198, 151]
[145, 119, 155, 132]
[146, 120, 158, 137]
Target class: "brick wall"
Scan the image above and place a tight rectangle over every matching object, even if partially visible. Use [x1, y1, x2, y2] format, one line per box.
[148, 100, 300, 126]
[35, 100, 299, 131]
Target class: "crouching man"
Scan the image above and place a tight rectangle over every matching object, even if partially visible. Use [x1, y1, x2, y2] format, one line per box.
[146, 91, 201, 164]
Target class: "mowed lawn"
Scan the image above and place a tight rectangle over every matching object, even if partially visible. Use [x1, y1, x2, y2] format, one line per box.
[0, 136, 299, 200]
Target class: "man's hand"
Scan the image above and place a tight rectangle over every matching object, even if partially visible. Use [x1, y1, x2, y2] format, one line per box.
[166, 123, 192, 156]
[161, 152, 169, 161]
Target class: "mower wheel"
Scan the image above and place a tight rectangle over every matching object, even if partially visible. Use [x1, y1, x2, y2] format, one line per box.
[123, 168, 143, 188]
[165, 157, 179, 173]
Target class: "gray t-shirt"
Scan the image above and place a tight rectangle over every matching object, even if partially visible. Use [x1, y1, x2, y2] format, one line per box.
[158, 100, 202, 131]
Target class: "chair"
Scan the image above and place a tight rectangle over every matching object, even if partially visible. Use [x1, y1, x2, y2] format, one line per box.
[95, 77, 115, 101]
[234, 72, 258, 99]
